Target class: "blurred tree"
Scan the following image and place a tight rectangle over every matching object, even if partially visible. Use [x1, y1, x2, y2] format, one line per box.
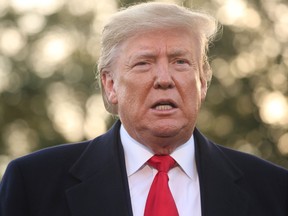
[0, 0, 287, 178]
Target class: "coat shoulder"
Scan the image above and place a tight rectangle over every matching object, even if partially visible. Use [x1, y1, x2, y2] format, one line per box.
[217, 144, 288, 175]
[10, 141, 90, 170]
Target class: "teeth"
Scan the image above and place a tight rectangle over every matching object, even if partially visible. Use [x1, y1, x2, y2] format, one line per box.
[155, 105, 173, 110]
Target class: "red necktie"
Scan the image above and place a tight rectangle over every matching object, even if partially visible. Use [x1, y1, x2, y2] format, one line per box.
[144, 155, 179, 216]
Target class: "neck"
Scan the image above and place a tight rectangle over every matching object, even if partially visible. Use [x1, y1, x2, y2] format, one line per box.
[136, 133, 192, 155]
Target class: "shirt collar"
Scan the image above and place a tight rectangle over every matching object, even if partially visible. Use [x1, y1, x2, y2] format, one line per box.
[170, 136, 197, 180]
[120, 125, 154, 177]
[120, 125, 197, 180]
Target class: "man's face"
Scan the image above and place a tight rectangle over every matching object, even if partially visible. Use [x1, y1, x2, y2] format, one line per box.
[102, 28, 207, 154]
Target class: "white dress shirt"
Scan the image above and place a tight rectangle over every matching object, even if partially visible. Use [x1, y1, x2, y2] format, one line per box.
[120, 125, 202, 216]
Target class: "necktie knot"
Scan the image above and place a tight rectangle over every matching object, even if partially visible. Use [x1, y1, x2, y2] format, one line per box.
[148, 155, 176, 173]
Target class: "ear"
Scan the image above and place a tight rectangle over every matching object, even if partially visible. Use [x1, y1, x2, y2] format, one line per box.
[200, 77, 207, 102]
[101, 71, 118, 105]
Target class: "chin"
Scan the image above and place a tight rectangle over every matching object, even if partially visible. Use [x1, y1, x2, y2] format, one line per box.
[150, 124, 182, 138]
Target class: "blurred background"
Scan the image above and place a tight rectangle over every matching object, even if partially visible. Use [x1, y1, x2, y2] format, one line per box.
[0, 0, 288, 178]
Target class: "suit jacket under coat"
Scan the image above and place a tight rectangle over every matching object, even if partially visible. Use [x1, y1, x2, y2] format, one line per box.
[0, 120, 287, 216]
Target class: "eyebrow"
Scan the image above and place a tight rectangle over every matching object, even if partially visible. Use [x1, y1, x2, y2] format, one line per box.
[127, 46, 197, 66]
[167, 48, 193, 58]
[129, 49, 192, 60]
[129, 50, 157, 61]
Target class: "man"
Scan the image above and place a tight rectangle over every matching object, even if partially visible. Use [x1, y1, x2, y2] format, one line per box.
[0, 2, 287, 216]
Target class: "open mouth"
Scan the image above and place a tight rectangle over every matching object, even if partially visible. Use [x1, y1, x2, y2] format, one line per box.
[152, 101, 177, 111]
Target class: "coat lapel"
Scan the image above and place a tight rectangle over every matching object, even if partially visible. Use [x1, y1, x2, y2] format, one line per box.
[66, 121, 133, 216]
[194, 129, 250, 216]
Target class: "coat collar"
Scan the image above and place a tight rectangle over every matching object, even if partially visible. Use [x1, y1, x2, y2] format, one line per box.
[66, 120, 133, 216]
[194, 128, 250, 216]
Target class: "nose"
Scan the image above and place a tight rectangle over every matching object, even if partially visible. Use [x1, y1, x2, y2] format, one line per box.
[153, 63, 175, 89]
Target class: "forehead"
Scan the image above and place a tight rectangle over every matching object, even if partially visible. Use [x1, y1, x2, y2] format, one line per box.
[119, 28, 201, 57]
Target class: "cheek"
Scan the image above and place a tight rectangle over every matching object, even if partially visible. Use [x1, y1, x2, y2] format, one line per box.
[117, 73, 151, 100]
[177, 72, 202, 95]
[116, 82, 140, 110]
[117, 83, 152, 122]
[180, 78, 203, 112]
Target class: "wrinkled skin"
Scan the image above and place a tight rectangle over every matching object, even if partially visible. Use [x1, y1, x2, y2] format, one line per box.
[101, 28, 207, 154]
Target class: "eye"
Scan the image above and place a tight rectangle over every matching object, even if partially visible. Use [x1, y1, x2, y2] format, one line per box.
[175, 59, 189, 65]
[135, 61, 148, 66]
[130, 60, 151, 72]
[132, 61, 151, 70]
[172, 58, 192, 71]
